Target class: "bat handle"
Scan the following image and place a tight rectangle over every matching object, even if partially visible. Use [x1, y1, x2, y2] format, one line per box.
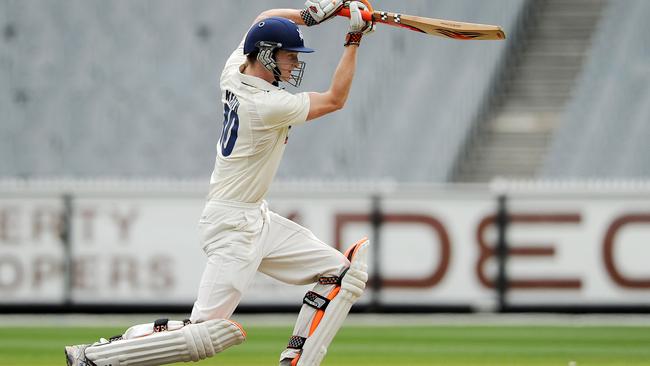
[337, 8, 374, 22]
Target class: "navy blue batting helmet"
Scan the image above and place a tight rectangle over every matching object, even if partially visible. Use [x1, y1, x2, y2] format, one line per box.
[244, 17, 315, 55]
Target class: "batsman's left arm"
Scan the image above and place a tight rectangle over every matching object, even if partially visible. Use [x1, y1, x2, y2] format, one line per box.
[305, 44, 357, 121]
[254, 9, 305, 26]
[254, 1, 345, 26]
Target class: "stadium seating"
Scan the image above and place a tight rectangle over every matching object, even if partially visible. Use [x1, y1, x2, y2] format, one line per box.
[0, 0, 526, 181]
[542, 0, 650, 178]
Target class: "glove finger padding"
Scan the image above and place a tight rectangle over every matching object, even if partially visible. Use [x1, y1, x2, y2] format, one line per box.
[304, 0, 344, 25]
[319, 0, 344, 20]
[348, 1, 375, 34]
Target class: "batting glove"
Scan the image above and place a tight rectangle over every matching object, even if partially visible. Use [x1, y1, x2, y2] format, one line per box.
[301, 0, 345, 26]
[345, 1, 375, 46]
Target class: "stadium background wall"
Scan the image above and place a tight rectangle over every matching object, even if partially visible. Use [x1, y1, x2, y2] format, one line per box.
[1, 180, 649, 314]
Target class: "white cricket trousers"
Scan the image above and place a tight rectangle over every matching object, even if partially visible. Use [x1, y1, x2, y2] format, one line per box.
[190, 200, 349, 323]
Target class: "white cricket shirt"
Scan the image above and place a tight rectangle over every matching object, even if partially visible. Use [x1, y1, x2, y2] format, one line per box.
[208, 41, 310, 203]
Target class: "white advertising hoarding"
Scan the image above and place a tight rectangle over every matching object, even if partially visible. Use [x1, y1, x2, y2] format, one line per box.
[0, 195, 65, 303]
[1, 183, 649, 308]
[504, 194, 650, 305]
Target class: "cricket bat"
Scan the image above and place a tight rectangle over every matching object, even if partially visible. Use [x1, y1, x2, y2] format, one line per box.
[337, 7, 506, 41]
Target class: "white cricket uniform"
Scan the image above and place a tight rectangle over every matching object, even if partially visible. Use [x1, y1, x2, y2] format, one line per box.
[190, 41, 348, 323]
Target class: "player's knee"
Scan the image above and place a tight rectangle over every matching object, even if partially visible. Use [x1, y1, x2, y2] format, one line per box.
[320, 252, 351, 280]
[341, 268, 367, 298]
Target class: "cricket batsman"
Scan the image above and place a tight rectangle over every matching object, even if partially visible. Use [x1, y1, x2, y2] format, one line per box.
[64, 1, 374, 366]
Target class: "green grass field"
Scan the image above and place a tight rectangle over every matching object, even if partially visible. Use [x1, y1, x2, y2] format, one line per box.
[2, 325, 649, 365]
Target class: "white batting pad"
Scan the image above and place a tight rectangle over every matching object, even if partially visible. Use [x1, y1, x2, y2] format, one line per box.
[297, 239, 369, 366]
[85, 319, 245, 366]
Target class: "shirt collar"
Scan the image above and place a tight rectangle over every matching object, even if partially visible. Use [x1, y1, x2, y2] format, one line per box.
[238, 64, 280, 92]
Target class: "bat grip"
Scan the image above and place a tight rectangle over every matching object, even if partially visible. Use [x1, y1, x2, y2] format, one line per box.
[337, 8, 374, 22]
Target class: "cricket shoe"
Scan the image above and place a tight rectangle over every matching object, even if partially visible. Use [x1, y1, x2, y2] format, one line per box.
[279, 352, 299, 366]
[65, 344, 96, 366]
[279, 346, 301, 365]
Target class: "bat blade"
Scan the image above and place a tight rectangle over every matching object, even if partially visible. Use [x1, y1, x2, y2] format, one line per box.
[388, 13, 506, 40]
[338, 9, 506, 41]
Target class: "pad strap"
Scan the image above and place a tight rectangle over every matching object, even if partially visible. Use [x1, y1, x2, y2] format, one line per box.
[287, 335, 307, 350]
[303, 291, 330, 310]
[318, 270, 345, 285]
[153, 318, 169, 332]
[108, 335, 122, 342]
[317, 267, 349, 286]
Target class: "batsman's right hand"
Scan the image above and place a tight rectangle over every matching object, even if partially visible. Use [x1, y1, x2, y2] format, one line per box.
[348, 1, 375, 35]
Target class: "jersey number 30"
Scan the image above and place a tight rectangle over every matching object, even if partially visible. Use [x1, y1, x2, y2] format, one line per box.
[219, 102, 239, 157]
